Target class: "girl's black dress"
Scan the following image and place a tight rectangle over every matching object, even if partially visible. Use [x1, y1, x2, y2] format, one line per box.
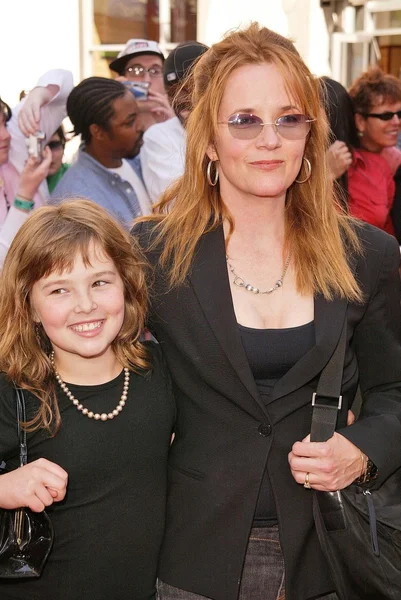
[0, 342, 175, 600]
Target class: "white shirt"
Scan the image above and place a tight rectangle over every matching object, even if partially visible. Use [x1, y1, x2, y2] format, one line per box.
[108, 159, 151, 216]
[140, 116, 186, 203]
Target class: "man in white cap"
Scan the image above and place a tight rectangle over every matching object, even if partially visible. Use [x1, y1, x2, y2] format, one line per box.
[110, 39, 174, 131]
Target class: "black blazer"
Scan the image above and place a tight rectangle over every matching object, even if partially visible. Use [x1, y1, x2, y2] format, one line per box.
[134, 221, 401, 600]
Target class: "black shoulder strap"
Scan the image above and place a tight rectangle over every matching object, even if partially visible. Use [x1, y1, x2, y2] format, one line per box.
[14, 387, 28, 468]
[310, 319, 347, 443]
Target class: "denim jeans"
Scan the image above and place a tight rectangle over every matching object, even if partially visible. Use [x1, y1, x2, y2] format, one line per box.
[157, 525, 338, 600]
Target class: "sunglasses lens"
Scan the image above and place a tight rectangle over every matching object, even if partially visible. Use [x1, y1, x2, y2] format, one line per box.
[227, 114, 263, 139]
[48, 141, 63, 150]
[226, 113, 312, 140]
[374, 111, 401, 121]
[277, 114, 311, 139]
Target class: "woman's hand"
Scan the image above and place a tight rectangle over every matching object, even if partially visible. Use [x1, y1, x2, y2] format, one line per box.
[16, 146, 52, 201]
[18, 85, 58, 136]
[327, 140, 353, 180]
[0, 458, 68, 512]
[288, 430, 363, 491]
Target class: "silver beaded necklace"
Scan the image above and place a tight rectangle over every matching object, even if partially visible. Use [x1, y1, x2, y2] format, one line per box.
[50, 351, 130, 422]
[226, 254, 291, 295]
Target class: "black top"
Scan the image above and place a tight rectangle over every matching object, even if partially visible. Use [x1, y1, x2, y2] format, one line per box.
[239, 322, 315, 525]
[0, 342, 175, 600]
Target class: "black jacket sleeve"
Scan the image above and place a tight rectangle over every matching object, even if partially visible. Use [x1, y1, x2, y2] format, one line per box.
[338, 234, 401, 486]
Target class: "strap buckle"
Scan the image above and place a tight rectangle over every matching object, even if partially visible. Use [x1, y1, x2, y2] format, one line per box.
[312, 392, 342, 410]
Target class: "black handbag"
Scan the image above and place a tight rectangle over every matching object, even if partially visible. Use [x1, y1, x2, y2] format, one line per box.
[0, 387, 54, 578]
[311, 322, 401, 600]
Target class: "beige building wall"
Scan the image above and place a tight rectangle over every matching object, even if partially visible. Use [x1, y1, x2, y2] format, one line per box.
[197, 0, 331, 77]
[1, 0, 332, 109]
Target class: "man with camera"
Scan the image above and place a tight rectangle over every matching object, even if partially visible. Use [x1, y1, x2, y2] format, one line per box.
[110, 39, 175, 132]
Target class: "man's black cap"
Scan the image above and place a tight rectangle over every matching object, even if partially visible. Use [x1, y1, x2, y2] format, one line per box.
[163, 41, 208, 88]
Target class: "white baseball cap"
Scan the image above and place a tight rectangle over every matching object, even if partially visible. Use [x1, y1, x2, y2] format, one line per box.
[110, 39, 165, 74]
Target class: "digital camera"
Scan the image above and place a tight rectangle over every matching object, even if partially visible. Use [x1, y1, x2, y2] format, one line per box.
[25, 131, 45, 160]
[122, 81, 150, 101]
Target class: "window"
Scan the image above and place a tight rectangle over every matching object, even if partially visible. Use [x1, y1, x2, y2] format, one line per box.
[85, 0, 197, 78]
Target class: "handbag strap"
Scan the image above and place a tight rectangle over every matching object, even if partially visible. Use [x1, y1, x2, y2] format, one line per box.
[310, 319, 349, 531]
[14, 387, 28, 468]
[310, 319, 347, 443]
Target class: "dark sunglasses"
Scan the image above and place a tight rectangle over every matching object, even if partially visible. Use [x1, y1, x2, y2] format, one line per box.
[218, 113, 315, 140]
[47, 140, 64, 150]
[362, 110, 401, 121]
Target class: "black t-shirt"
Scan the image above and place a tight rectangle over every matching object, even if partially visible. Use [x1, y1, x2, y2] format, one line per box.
[0, 342, 175, 600]
[239, 322, 315, 525]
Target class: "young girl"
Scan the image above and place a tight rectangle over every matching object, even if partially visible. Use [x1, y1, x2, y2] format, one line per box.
[0, 199, 175, 600]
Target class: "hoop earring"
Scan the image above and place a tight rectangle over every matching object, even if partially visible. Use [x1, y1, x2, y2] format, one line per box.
[35, 322, 42, 345]
[295, 157, 311, 184]
[207, 159, 219, 186]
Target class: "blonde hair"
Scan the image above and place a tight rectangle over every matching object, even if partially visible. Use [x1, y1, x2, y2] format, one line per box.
[0, 199, 150, 433]
[138, 23, 361, 301]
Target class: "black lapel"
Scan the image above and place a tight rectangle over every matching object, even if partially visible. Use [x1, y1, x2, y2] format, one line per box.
[189, 225, 264, 412]
[269, 293, 348, 415]
[268, 251, 358, 423]
[270, 249, 357, 409]
[189, 224, 356, 423]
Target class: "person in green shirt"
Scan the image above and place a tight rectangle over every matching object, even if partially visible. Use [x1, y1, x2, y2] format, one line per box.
[46, 125, 69, 193]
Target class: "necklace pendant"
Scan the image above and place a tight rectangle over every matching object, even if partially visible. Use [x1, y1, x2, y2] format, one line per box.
[227, 254, 291, 296]
[233, 276, 245, 287]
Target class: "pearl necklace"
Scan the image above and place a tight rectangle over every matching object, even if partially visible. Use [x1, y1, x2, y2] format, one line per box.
[50, 352, 130, 422]
[226, 254, 291, 295]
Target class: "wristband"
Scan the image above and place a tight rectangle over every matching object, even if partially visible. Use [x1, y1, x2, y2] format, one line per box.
[14, 197, 35, 212]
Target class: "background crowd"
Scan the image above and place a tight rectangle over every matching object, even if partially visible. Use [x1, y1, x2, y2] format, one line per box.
[2, 31, 401, 251]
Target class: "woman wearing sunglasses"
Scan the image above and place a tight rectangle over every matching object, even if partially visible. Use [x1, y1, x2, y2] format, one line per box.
[348, 67, 401, 235]
[46, 126, 69, 194]
[134, 24, 401, 600]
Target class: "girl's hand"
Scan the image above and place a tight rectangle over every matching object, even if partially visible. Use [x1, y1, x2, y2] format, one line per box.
[16, 146, 52, 201]
[0, 458, 68, 512]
